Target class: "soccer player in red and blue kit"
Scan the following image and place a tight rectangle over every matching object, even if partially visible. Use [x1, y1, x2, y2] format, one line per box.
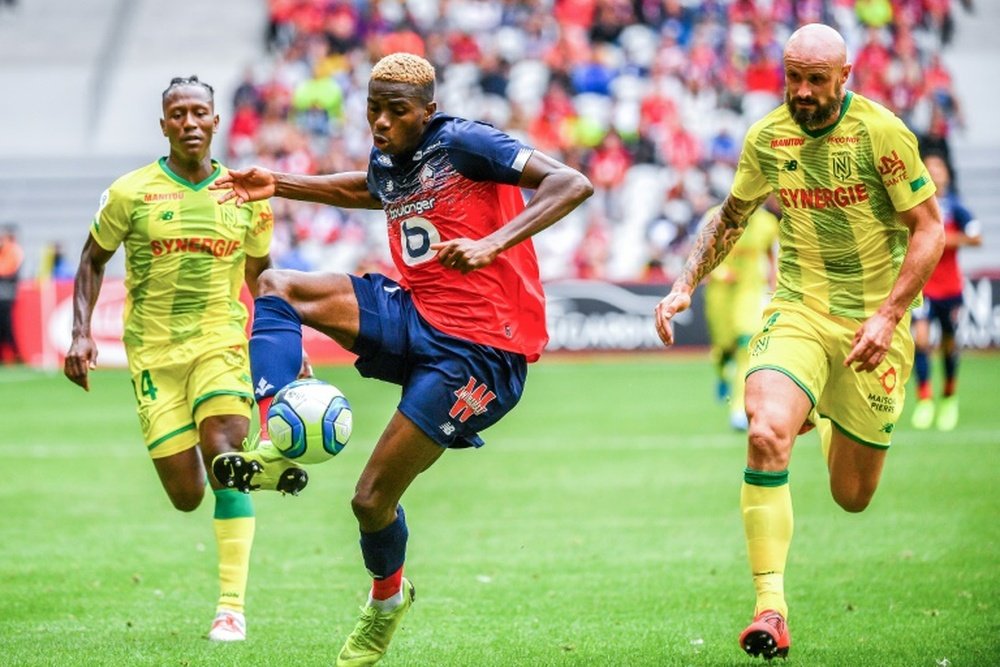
[211, 53, 592, 666]
[910, 153, 981, 431]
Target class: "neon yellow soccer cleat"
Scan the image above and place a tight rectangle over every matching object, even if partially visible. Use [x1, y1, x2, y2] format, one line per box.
[336, 578, 415, 666]
[910, 399, 935, 431]
[936, 395, 959, 432]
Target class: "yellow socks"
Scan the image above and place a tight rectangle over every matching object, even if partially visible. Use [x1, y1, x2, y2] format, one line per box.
[213, 488, 255, 613]
[741, 469, 792, 618]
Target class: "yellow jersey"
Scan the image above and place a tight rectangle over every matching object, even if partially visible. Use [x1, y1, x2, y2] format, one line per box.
[91, 158, 273, 349]
[731, 91, 935, 318]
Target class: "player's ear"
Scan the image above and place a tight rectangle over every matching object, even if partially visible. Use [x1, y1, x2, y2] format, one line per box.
[424, 101, 437, 124]
[159, 118, 167, 136]
[841, 63, 852, 85]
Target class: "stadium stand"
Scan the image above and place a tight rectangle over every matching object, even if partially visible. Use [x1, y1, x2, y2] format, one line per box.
[0, 0, 995, 281]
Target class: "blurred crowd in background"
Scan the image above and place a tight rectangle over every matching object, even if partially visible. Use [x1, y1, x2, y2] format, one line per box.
[224, 0, 972, 282]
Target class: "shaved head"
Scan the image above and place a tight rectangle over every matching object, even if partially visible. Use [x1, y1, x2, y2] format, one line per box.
[782, 23, 851, 129]
[784, 23, 847, 68]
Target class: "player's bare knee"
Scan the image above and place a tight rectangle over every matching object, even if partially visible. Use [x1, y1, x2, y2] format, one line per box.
[833, 494, 872, 513]
[831, 485, 874, 513]
[747, 422, 792, 469]
[350, 489, 387, 525]
[168, 489, 204, 512]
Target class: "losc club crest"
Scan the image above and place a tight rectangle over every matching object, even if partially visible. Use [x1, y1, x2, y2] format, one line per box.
[832, 152, 853, 181]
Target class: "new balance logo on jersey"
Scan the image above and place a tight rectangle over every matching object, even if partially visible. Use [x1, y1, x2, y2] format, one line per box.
[160, 211, 175, 221]
[255, 377, 275, 397]
[449, 377, 497, 423]
[783, 160, 798, 171]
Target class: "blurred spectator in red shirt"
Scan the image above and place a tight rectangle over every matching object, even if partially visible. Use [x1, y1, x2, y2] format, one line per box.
[0, 224, 23, 364]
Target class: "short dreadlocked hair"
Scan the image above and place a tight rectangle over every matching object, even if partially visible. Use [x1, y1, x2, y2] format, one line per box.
[162, 75, 215, 103]
[370, 53, 435, 103]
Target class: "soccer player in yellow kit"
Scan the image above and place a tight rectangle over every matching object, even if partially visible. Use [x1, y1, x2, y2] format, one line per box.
[63, 76, 302, 642]
[654, 25, 943, 659]
[703, 201, 779, 430]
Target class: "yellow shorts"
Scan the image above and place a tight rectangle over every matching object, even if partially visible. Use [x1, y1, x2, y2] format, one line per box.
[126, 339, 254, 459]
[705, 280, 767, 350]
[747, 300, 913, 447]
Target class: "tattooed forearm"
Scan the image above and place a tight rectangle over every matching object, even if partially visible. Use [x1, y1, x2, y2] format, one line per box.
[676, 194, 768, 290]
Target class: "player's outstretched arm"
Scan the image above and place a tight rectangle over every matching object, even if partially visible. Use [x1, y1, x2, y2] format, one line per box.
[64, 236, 115, 391]
[654, 194, 765, 347]
[845, 195, 944, 372]
[431, 151, 593, 273]
[212, 167, 381, 210]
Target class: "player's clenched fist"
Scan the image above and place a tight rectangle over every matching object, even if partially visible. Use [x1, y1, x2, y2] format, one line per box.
[654, 289, 692, 347]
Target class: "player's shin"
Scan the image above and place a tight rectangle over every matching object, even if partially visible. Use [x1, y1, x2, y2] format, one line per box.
[360, 505, 409, 611]
[213, 488, 256, 613]
[250, 296, 303, 437]
[914, 349, 932, 400]
[741, 469, 792, 619]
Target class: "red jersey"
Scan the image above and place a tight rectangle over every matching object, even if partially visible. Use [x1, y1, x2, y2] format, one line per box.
[366, 114, 548, 361]
[923, 193, 978, 300]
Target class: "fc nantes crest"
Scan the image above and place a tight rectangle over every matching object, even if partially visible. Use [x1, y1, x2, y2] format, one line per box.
[832, 151, 853, 181]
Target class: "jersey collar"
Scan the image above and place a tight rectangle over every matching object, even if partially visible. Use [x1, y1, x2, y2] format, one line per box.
[158, 157, 222, 190]
[799, 90, 854, 139]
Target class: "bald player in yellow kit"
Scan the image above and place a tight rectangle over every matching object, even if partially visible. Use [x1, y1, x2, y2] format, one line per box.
[654, 24, 943, 659]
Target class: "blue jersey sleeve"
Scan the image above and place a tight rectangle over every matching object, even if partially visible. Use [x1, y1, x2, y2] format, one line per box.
[952, 200, 974, 232]
[445, 119, 533, 185]
[366, 149, 383, 204]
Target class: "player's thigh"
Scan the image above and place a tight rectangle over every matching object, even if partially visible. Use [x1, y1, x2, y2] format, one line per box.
[746, 301, 830, 428]
[745, 370, 814, 469]
[263, 269, 360, 346]
[186, 344, 254, 461]
[401, 332, 527, 449]
[819, 316, 913, 447]
[827, 426, 887, 510]
[127, 351, 200, 461]
[152, 447, 207, 511]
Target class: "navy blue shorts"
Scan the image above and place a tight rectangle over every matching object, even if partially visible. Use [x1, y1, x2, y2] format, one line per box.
[350, 273, 528, 448]
[912, 294, 963, 336]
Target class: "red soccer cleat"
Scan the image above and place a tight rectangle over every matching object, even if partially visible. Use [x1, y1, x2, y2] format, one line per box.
[739, 609, 791, 660]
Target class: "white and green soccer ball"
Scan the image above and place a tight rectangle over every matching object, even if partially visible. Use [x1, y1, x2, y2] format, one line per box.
[267, 378, 352, 464]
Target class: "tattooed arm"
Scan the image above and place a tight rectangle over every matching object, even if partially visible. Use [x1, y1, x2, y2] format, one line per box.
[654, 193, 769, 347]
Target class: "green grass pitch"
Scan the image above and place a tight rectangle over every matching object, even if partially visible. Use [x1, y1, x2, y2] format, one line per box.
[1, 353, 998, 666]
